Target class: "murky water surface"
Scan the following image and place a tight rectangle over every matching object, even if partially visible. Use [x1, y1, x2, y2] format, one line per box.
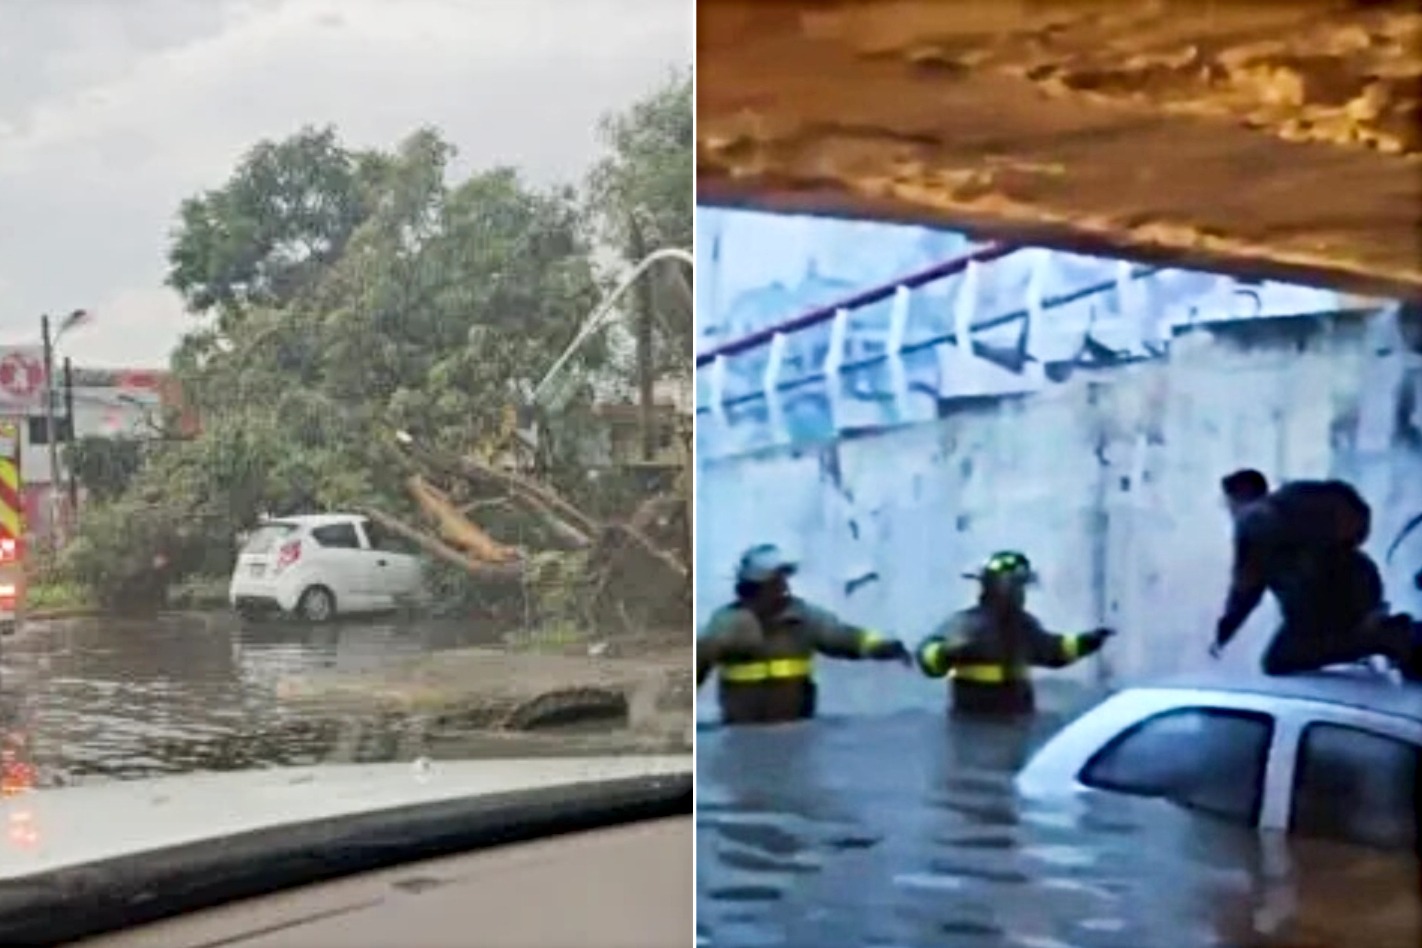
[0, 612, 592, 784]
[696, 664, 1421, 948]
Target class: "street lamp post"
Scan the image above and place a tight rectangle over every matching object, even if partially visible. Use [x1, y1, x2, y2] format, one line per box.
[524, 247, 694, 553]
[527, 248, 693, 407]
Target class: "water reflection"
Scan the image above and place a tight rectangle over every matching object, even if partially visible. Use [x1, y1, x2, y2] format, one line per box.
[0, 612, 503, 784]
[697, 670, 1420, 948]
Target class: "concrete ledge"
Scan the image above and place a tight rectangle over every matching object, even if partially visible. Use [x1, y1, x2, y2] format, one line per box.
[21, 608, 104, 622]
[19, 607, 223, 623]
[274, 646, 694, 752]
[698, 0, 1422, 296]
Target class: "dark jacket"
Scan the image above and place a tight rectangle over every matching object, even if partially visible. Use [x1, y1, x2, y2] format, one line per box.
[1266, 479, 1371, 549]
[697, 596, 898, 725]
[1218, 480, 1374, 647]
[916, 604, 1108, 715]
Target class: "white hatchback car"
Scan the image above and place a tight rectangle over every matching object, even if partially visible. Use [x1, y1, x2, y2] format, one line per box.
[1017, 670, 1422, 852]
[228, 513, 424, 622]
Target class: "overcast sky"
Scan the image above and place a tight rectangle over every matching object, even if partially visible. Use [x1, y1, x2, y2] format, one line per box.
[0, 0, 689, 367]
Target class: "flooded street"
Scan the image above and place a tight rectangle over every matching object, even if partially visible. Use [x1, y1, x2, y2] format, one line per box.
[0, 612, 575, 785]
[696, 664, 1422, 948]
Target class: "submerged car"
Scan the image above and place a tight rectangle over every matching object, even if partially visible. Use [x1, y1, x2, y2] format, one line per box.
[1016, 669, 1422, 853]
[228, 513, 424, 623]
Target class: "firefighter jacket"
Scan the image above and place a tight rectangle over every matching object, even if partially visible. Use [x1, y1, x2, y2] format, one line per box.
[697, 596, 902, 725]
[916, 604, 1109, 715]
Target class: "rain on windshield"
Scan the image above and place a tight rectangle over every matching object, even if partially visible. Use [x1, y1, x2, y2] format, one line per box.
[0, 0, 691, 799]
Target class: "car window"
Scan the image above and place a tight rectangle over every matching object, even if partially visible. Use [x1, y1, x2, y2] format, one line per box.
[310, 523, 362, 549]
[240, 523, 296, 554]
[1080, 707, 1274, 826]
[361, 519, 418, 555]
[1290, 722, 1421, 853]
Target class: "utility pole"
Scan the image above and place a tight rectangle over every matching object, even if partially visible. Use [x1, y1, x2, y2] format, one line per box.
[40, 315, 60, 552]
[36, 309, 89, 551]
[63, 357, 78, 522]
[629, 215, 657, 462]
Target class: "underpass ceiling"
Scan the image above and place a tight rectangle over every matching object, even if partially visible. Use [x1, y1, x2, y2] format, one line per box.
[697, 0, 1422, 299]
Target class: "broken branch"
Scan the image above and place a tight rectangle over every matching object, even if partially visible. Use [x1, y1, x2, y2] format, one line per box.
[407, 475, 521, 563]
[360, 505, 523, 580]
[458, 455, 599, 536]
[604, 521, 688, 580]
[505, 487, 594, 549]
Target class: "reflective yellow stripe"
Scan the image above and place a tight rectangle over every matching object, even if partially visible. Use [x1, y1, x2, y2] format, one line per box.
[1062, 634, 1083, 662]
[918, 641, 950, 677]
[0, 460, 17, 493]
[721, 656, 814, 683]
[857, 630, 884, 656]
[949, 664, 1023, 684]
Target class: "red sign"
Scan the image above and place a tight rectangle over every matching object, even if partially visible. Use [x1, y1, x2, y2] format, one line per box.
[0, 352, 42, 399]
[0, 347, 46, 414]
[118, 370, 161, 391]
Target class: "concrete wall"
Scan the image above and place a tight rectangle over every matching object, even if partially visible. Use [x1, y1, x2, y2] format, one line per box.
[696, 305, 1422, 683]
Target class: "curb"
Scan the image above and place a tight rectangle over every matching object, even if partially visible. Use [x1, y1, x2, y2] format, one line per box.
[21, 604, 230, 623]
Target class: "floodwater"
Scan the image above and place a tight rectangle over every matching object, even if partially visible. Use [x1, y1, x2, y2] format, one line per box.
[0, 612, 574, 786]
[696, 663, 1422, 948]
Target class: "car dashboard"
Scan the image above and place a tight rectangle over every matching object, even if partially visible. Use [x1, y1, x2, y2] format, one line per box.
[0, 763, 692, 947]
[72, 817, 691, 948]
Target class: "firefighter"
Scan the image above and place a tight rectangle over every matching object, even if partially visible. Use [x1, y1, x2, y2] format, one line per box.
[696, 543, 912, 726]
[914, 551, 1114, 716]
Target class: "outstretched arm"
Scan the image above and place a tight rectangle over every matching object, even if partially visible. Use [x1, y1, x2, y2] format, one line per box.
[802, 605, 910, 664]
[1026, 616, 1113, 668]
[1216, 523, 1267, 652]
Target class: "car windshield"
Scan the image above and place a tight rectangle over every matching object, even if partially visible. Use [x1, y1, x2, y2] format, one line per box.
[1, 0, 692, 927]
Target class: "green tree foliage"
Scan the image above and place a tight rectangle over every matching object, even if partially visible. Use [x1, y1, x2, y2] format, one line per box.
[64, 436, 143, 503]
[586, 69, 692, 255]
[166, 126, 379, 331]
[585, 70, 694, 378]
[65, 80, 691, 612]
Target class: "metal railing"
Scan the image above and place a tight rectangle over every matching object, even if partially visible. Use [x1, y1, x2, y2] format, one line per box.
[695, 245, 1169, 433]
[692, 243, 1328, 447]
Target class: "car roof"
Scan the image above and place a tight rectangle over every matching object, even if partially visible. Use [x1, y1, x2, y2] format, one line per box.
[1142, 669, 1422, 724]
[261, 513, 364, 528]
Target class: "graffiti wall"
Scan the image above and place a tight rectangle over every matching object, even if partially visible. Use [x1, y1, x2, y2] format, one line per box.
[696, 303, 1422, 684]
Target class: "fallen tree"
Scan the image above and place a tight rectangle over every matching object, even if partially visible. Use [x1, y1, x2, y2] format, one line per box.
[392, 438, 689, 637]
[58, 75, 693, 631]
